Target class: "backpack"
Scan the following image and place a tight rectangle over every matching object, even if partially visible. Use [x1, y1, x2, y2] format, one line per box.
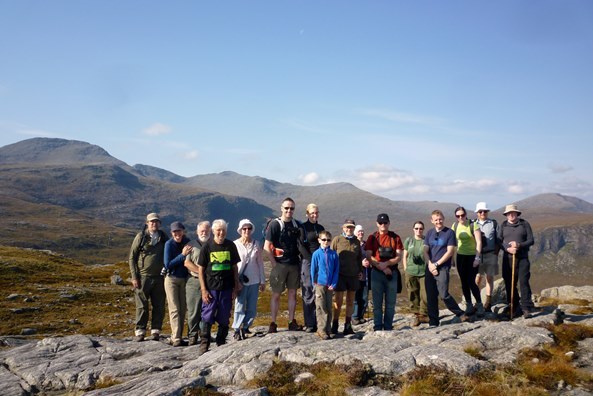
[452, 219, 475, 235]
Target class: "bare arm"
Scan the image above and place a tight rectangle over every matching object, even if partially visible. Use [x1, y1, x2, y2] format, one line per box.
[198, 265, 211, 305]
[264, 240, 277, 267]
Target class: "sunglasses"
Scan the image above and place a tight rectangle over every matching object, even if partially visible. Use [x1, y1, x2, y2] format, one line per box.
[283, 206, 295, 211]
[477, 210, 488, 214]
[378, 221, 388, 225]
[319, 238, 331, 242]
[241, 227, 252, 231]
[455, 214, 465, 218]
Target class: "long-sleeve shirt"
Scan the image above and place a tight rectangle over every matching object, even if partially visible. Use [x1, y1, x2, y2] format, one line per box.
[164, 236, 190, 278]
[331, 234, 363, 278]
[234, 238, 266, 285]
[310, 246, 339, 289]
[128, 229, 169, 280]
[498, 219, 534, 259]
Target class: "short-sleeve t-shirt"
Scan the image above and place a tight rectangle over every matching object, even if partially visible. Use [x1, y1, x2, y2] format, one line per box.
[424, 227, 456, 267]
[265, 219, 301, 265]
[365, 231, 404, 263]
[452, 221, 477, 255]
[198, 238, 240, 291]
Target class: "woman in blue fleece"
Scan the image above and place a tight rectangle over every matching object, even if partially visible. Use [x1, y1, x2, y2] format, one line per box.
[310, 230, 340, 340]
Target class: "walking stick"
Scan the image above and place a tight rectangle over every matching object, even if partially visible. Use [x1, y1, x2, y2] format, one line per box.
[510, 253, 516, 320]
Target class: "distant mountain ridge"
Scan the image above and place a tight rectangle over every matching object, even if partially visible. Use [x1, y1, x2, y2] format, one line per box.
[1, 137, 593, 287]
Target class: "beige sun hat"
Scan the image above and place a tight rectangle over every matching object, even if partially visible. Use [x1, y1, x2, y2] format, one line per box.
[503, 204, 522, 216]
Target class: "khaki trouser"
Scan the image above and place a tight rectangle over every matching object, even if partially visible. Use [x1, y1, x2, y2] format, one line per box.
[314, 284, 333, 334]
[165, 276, 187, 342]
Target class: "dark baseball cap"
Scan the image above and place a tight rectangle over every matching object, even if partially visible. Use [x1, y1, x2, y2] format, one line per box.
[170, 221, 185, 232]
[377, 213, 390, 223]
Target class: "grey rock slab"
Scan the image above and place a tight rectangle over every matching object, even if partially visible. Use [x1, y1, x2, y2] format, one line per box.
[540, 285, 593, 302]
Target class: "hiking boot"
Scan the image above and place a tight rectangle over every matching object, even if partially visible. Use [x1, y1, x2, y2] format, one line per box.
[172, 339, 185, 347]
[484, 296, 492, 313]
[133, 334, 145, 342]
[474, 302, 485, 317]
[216, 325, 229, 346]
[199, 339, 210, 355]
[343, 323, 355, 335]
[411, 314, 421, 327]
[351, 318, 362, 325]
[150, 333, 160, 341]
[304, 326, 317, 333]
[268, 322, 278, 334]
[188, 336, 198, 346]
[288, 319, 303, 331]
[330, 321, 339, 335]
[459, 314, 472, 323]
[233, 330, 243, 341]
[465, 305, 476, 316]
[419, 314, 430, 324]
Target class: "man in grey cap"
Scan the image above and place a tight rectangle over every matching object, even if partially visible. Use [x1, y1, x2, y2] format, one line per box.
[128, 212, 169, 342]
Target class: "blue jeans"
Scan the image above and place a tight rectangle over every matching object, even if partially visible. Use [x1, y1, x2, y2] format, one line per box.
[232, 283, 260, 331]
[371, 269, 398, 330]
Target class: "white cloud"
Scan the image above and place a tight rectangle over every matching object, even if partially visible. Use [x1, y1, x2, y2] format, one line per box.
[299, 172, 320, 184]
[349, 165, 417, 192]
[184, 150, 199, 160]
[548, 163, 573, 174]
[18, 128, 58, 137]
[143, 123, 172, 136]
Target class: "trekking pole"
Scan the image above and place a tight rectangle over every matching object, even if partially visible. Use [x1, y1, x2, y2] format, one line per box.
[510, 253, 516, 320]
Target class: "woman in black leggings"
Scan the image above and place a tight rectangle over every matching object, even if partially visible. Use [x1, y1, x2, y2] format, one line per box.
[452, 206, 483, 316]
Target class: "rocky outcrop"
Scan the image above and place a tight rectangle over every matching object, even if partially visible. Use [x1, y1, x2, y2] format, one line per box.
[1, 286, 592, 395]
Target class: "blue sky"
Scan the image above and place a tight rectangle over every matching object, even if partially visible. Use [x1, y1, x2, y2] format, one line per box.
[1, 1, 592, 209]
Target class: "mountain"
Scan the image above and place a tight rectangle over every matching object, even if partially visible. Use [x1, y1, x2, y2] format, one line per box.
[1, 137, 593, 290]
[0, 138, 126, 166]
[0, 138, 273, 263]
[185, 171, 459, 234]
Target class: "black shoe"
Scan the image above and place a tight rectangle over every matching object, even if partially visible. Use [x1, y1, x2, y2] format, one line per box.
[330, 321, 339, 335]
[268, 322, 278, 334]
[304, 326, 317, 333]
[343, 323, 355, 335]
[233, 330, 243, 341]
[288, 319, 303, 331]
[188, 336, 198, 346]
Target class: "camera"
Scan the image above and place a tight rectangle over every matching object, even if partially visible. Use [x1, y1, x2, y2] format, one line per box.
[378, 247, 394, 260]
[160, 267, 169, 276]
[412, 255, 424, 265]
[240, 274, 249, 284]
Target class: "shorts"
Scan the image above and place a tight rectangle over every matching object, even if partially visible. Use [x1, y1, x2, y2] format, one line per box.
[270, 263, 300, 293]
[335, 275, 360, 292]
[478, 251, 499, 277]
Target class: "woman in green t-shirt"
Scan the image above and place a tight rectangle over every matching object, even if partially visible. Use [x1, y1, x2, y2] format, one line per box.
[403, 221, 428, 326]
[452, 206, 483, 316]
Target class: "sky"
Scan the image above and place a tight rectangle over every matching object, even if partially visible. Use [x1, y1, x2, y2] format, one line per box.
[1, 1, 592, 210]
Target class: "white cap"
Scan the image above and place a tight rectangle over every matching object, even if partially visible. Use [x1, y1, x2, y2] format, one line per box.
[354, 225, 364, 233]
[475, 202, 490, 213]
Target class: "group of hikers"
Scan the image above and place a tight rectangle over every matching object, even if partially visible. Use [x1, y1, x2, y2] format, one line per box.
[128, 197, 538, 354]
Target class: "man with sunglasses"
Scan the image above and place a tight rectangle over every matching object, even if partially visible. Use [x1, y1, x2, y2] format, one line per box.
[365, 213, 403, 331]
[264, 197, 303, 333]
[474, 202, 499, 314]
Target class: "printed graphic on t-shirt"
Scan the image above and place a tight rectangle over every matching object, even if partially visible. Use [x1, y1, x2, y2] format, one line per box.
[210, 251, 232, 271]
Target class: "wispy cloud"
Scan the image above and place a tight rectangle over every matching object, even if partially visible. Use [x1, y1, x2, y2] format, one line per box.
[142, 123, 172, 136]
[358, 108, 447, 128]
[548, 162, 573, 174]
[279, 118, 329, 135]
